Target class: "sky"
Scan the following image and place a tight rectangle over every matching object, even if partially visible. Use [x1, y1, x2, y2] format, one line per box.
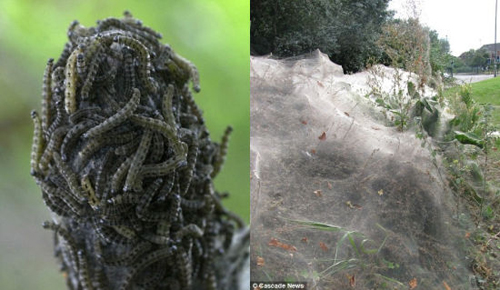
[389, 0, 499, 56]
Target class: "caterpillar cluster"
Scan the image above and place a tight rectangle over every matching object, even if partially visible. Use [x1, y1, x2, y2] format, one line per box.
[31, 11, 246, 290]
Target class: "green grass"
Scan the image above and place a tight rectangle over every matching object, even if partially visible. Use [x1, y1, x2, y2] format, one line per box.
[445, 77, 500, 125]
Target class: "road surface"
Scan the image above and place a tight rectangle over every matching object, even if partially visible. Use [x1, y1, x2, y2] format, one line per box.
[454, 74, 495, 84]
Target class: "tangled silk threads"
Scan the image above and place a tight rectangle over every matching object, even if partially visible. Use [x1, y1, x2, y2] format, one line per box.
[31, 11, 246, 290]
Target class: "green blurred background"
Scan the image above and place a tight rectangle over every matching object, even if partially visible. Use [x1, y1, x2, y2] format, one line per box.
[0, 0, 249, 289]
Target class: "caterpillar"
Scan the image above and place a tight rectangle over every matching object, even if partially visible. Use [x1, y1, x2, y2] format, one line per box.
[31, 11, 244, 290]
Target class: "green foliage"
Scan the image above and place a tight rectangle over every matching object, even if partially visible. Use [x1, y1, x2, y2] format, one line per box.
[428, 29, 451, 75]
[442, 79, 500, 287]
[328, 0, 392, 73]
[250, 0, 392, 73]
[481, 205, 495, 220]
[377, 18, 453, 89]
[444, 77, 500, 125]
[448, 84, 481, 134]
[454, 131, 485, 148]
[377, 18, 432, 88]
[251, 0, 338, 56]
[449, 55, 466, 72]
[368, 65, 435, 132]
[382, 259, 400, 270]
[461, 49, 490, 68]
[445, 152, 484, 204]
[378, 19, 428, 69]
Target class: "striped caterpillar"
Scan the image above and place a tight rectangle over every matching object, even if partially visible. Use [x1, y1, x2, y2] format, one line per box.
[31, 11, 244, 290]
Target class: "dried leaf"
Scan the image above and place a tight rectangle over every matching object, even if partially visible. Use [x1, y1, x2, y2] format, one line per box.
[319, 242, 328, 252]
[310, 149, 317, 154]
[352, 203, 362, 209]
[256, 256, 265, 266]
[318, 132, 326, 140]
[378, 189, 384, 196]
[301, 237, 308, 243]
[301, 120, 308, 125]
[327, 181, 332, 189]
[409, 278, 417, 289]
[313, 190, 322, 197]
[268, 238, 279, 246]
[345, 201, 361, 210]
[268, 238, 297, 252]
[349, 274, 356, 287]
[465, 232, 470, 239]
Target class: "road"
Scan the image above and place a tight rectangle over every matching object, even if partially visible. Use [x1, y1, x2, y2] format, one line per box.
[454, 74, 495, 84]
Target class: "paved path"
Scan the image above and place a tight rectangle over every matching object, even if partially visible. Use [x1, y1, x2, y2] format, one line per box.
[454, 74, 495, 84]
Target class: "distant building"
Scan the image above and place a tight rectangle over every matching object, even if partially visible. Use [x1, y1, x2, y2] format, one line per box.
[479, 43, 499, 60]
[458, 43, 498, 64]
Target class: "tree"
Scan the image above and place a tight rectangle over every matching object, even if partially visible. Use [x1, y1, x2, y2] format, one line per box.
[429, 29, 451, 75]
[250, 0, 392, 73]
[250, 0, 336, 56]
[329, 0, 393, 73]
[470, 49, 489, 68]
[460, 49, 489, 70]
[377, 18, 432, 87]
